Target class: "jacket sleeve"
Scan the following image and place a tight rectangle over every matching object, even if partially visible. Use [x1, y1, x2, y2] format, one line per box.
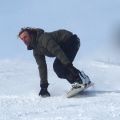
[42, 38, 71, 65]
[33, 51, 48, 85]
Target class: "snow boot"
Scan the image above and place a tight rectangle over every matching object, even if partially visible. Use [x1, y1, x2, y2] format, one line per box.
[66, 65, 91, 88]
[79, 71, 91, 87]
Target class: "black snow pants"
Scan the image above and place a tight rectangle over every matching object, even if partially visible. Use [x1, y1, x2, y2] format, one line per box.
[53, 34, 80, 82]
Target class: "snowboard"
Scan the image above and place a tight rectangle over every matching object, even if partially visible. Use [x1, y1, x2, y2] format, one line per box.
[66, 82, 94, 98]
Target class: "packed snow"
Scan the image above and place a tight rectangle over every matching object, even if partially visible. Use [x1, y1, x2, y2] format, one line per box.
[0, 59, 120, 120]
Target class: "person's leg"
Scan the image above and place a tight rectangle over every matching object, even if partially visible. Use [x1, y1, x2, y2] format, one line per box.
[53, 58, 80, 83]
[53, 59, 67, 79]
[60, 34, 80, 62]
[53, 35, 81, 83]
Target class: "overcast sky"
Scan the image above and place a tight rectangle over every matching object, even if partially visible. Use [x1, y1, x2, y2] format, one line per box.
[0, 0, 120, 61]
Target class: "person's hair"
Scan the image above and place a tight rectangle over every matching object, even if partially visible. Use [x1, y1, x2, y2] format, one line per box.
[18, 27, 38, 37]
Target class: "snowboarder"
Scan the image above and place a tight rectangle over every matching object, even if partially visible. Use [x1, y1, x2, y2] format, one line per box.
[18, 27, 91, 97]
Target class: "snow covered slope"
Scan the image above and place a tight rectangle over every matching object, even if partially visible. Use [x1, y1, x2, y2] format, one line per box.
[0, 59, 120, 120]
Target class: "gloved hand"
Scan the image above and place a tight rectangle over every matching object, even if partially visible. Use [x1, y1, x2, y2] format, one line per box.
[39, 88, 50, 97]
[39, 83, 50, 97]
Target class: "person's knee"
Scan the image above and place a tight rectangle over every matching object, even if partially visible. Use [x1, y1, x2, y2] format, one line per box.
[56, 71, 65, 78]
[53, 63, 66, 78]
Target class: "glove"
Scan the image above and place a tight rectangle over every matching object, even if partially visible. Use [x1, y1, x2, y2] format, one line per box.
[39, 88, 50, 97]
[39, 83, 50, 97]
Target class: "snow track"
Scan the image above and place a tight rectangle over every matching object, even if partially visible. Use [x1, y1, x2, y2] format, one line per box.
[0, 60, 120, 120]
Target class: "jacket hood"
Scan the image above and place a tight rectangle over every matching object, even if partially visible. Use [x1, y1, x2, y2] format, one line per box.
[36, 28, 44, 36]
[27, 28, 44, 50]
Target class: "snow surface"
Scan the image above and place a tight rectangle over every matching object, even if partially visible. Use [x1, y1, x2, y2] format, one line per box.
[0, 59, 120, 120]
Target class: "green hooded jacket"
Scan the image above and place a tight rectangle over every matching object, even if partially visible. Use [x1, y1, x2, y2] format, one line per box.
[29, 29, 73, 84]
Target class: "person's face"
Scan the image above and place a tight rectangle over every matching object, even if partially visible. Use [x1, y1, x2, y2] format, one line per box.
[19, 31, 31, 46]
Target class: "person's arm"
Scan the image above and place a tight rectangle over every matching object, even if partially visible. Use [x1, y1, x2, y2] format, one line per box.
[33, 52, 48, 85]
